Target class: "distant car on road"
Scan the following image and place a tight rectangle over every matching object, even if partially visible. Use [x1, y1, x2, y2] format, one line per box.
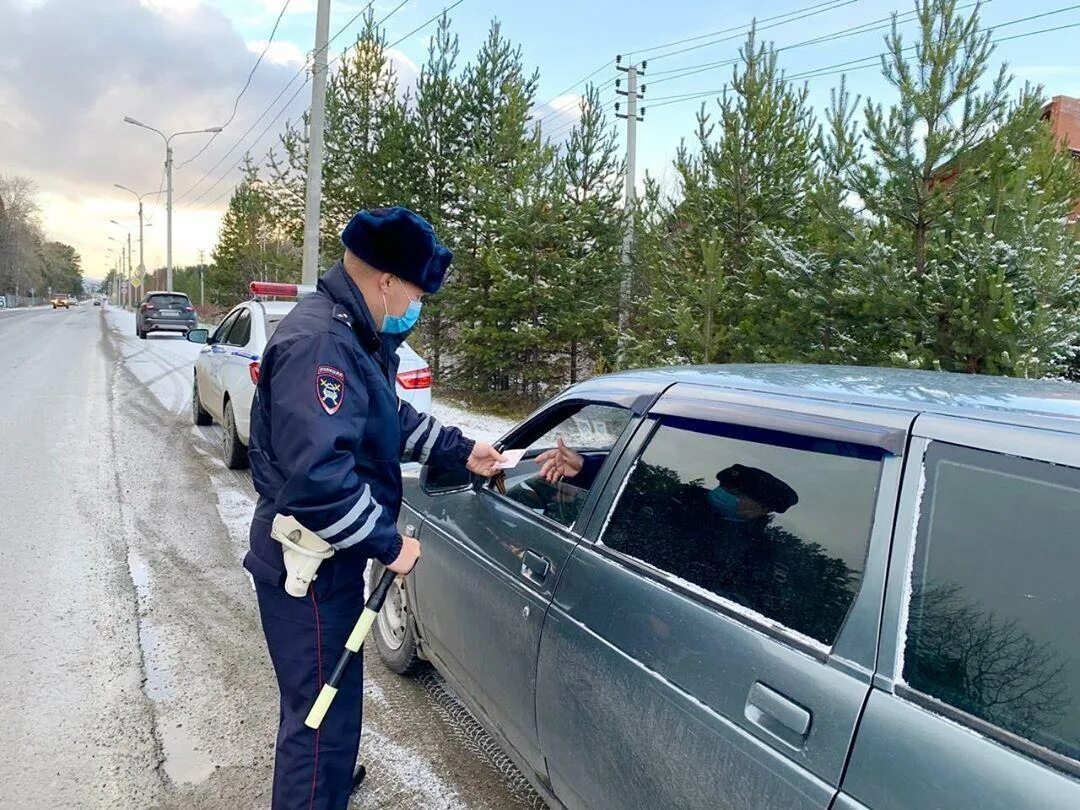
[93, 296, 102, 307]
[187, 282, 434, 469]
[136, 291, 197, 339]
[51, 294, 72, 309]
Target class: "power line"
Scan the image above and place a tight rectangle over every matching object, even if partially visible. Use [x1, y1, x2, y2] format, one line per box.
[536, 0, 856, 128]
[645, 12, 1080, 111]
[189, 1, 466, 211]
[646, 0, 861, 62]
[386, 0, 468, 49]
[174, 1, 379, 203]
[542, 97, 619, 142]
[625, 0, 856, 57]
[645, 3, 932, 85]
[176, 0, 293, 171]
[535, 74, 618, 127]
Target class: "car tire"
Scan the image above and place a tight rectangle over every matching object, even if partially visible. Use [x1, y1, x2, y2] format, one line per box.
[222, 399, 249, 469]
[369, 562, 425, 676]
[192, 377, 213, 426]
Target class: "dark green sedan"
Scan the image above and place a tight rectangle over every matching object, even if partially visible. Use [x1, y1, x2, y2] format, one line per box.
[371, 365, 1080, 809]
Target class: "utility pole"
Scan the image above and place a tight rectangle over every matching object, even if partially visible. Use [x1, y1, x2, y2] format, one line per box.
[197, 249, 206, 306]
[301, 0, 332, 286]
[615, 56, 646, 363]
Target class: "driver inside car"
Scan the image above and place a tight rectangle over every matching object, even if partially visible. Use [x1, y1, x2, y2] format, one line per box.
[535, 437, 605, 487]
[498, 438, 604, 526]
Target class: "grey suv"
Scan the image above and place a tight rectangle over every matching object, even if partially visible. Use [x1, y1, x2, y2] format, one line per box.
[136, 292, 196, 339]
[375, 365, 1080, 809]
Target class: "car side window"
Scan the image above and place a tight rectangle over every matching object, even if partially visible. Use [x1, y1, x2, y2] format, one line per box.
[213, 311, 239, 344]
[225, 309, 251, 347]
[903, 443, 1080, 764]
[600, 415, 885, 647]
[492, 403, 632, 530]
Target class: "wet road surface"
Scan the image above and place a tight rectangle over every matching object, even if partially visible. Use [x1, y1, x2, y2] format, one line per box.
[0, 305, 547, 809]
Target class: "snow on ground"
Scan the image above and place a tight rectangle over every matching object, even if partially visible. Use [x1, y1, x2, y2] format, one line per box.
[106, 306, 203, 414]
[106, 302, 520, 442]
[428, 398, 518, 445]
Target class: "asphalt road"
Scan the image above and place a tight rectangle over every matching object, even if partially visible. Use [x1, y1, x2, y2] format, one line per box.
[0, 305, 545, 809]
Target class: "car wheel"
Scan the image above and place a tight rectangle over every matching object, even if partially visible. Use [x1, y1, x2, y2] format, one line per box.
[370, 562, 424, 675]
[192, 377, 213, 426]
[222, 399, 249, 470]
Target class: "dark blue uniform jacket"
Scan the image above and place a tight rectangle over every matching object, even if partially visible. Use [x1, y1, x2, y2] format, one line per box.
[244, 261, 474, 587]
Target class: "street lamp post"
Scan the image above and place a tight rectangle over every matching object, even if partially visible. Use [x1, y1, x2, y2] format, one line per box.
[122, 117, 222, 291]
[110, 220, 135, 304]
[109, 222, 134, 307]
[107, 237, 123, 306]
[114, 184, 156, 288]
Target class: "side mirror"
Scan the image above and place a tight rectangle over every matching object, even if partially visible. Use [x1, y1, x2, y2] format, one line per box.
[419, 463, 472, 495]
[186, 328, 210, 344]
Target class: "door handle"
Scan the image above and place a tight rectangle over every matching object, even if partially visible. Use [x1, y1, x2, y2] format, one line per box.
[520, 549, 550, 584]
[745, 682, 812, 749]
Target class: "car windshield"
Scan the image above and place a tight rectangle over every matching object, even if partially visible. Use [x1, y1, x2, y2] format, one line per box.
[149, 295, 189, 308]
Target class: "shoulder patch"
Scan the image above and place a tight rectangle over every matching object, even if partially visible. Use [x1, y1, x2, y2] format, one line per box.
[316, 365, 346, 415]
[331, 305, 353, 327]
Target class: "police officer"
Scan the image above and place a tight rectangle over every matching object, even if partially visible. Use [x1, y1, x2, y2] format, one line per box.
[244, 207, 505, 809]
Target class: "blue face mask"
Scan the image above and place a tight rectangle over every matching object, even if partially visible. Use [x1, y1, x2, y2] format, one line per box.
[707, 486, 747, 522]
[381, 280, 423, 335]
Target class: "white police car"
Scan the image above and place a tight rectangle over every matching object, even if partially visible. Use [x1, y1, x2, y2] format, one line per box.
[188, 282, 433, 469]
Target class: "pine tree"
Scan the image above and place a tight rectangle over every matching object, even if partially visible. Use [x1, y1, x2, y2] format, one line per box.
[265, 11, 414, 263]
[845, 0, 1080, 375]
[448, 21, 546, 397]
[408, 12, 469, 378]
[632, 29, 819, 365]
[210, 159, 298, 304]
[858, 0, 1010, 281]
[555, 83, 625, 381]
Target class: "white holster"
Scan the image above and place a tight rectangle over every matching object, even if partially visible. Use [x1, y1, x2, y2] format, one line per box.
[272, 514, 334, 598]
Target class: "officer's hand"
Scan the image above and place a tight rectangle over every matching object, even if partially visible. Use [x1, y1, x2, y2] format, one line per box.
[536, 437, 584, 484]
[388, 534, 421, 575]
[466, 442, 507, 478]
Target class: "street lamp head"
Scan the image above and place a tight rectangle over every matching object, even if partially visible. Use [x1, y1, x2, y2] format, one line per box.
[123, 116, 144, 127]
[206, 126, 223, 133]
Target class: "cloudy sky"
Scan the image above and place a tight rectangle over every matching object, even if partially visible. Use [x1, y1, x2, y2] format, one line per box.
[2, 0, 1077, 280]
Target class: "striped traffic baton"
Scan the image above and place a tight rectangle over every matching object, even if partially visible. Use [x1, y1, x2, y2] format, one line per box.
[304, 566, 398, 729]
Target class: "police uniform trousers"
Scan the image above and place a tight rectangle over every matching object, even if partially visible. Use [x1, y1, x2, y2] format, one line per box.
[255, 550, 367, 810]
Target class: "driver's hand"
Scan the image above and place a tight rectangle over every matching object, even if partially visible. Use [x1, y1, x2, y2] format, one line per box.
[535, 437, 584, 484]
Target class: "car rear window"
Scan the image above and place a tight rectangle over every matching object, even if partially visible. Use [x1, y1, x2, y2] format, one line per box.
[903, 442, 1080, 765]
[148, 294, 190, 308]
[265, 315, 285, 340]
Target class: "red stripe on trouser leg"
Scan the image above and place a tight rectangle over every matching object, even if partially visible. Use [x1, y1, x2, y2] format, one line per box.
[309, 590, 322, 810]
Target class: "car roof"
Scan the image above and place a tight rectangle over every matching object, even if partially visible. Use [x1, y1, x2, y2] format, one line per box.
[594, 363, 1080, 433]
[258, 301, 296, 317]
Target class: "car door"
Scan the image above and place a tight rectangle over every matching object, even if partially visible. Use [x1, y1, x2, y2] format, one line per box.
[217, 307, 253, 411]
[837, 416, 1080, 810]
[201, 309, 240, 420]
[534, 383, 911, 810]
[409, 389, 653, 784]
[196, 310, 237, 421]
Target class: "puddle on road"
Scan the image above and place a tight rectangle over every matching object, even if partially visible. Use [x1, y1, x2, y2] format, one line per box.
[160, 723, 216, 786]
[128, 548, 215, 786]
[138, 620, 171, 701]
[129, 549, 151, 603]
